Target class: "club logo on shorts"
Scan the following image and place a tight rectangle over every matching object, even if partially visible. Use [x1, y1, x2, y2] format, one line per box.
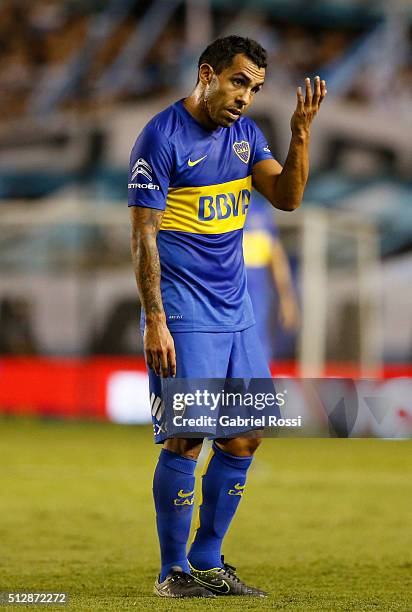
[174, 489, 195, 506]
[228, 482, 245, 496]
[131, 158, 153, 182]
[233, 141, 250, 164]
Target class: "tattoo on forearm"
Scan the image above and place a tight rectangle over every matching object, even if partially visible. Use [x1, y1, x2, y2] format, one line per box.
[130, 208, 165, 318]
[137, 238, 163, 316]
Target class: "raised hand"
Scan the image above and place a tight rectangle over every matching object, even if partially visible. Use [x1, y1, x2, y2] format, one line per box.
[290, 76, 327, 138]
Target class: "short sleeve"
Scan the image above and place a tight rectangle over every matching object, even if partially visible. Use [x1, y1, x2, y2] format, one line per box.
[128, 124, 173, 209]
[251, 123, 275, 167]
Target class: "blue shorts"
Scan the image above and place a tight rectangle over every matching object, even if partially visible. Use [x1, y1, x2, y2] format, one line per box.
[148, 325, 271, 443]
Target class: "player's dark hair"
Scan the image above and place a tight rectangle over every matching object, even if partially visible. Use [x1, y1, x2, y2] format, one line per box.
[197, 35, 267, 80]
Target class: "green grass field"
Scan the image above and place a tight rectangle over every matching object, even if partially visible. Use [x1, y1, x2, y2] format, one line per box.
[0, 417, 411, 611]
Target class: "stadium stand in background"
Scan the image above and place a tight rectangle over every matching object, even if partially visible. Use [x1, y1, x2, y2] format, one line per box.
[0, 1, 410, 245]
[0, 1, 411, 422]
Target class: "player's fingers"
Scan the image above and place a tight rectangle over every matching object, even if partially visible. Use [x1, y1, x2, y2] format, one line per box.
[168, 345, 177, 378]
[148, 350, 161, 377]
[159, 350, 169, 378]
[296, 86, 304, 112]
[304, 77, 312, 107]
[319, 79, 327, 104]
[146, 349, 154, 370]
[151, 351, 161, 377]
[312, 75, 321, 107]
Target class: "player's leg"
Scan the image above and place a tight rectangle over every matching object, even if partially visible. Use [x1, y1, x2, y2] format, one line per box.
[152, 435, 202, 580]
[151, 331, 233, 596]
[150, 366, 211, 596]
[188, 325, 270, 596]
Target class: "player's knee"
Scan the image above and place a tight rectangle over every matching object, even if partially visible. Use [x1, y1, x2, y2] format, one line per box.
[247, 436, 262, 454]
[217, 435, 262, 457]
[164, 437, 203, 460]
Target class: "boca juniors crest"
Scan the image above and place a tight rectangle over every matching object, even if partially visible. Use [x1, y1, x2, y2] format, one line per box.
[233, 140, 250, 164]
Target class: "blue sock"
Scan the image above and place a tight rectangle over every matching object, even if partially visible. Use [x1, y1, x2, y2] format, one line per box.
[153, 448, 196, 581]
[188, 442, 253, 570]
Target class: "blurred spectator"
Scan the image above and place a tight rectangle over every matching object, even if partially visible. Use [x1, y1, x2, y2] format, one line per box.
[0, 1, 410, 123]
[139, 24, 185, 98]
[244, 192, 299, 362]
[0, 297, 38, 354]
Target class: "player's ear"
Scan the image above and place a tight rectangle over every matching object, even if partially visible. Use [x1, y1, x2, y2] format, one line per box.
[198, 63, 214, 85]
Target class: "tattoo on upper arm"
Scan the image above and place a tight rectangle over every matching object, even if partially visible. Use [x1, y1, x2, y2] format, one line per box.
[130, 207, 165, 317]
[131, 206, 164, 235]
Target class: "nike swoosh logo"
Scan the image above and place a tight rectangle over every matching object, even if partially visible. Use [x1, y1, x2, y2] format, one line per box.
[234, 482, 245, 490]
[188, 155, 207, 167]
[193, 576, 231, 594]
[177, 489, 195, 498]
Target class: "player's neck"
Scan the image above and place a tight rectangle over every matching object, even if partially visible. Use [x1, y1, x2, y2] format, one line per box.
[183, 93, 219, 132]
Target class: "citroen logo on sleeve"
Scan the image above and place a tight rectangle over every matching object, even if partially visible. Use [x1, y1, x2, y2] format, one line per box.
[131, 158, 153, 181]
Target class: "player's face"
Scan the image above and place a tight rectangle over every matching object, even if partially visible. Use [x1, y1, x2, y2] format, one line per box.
[203, 54, 265, 127]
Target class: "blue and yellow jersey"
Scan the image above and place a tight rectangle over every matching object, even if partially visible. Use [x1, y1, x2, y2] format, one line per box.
[128, 99, 274, 331]
[243, 192, 278, 269]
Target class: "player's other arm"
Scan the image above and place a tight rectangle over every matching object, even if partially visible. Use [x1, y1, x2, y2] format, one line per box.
[252, 76, 327, 212]
[270, 237, 300, 332]
[129, 206, 176, 378]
